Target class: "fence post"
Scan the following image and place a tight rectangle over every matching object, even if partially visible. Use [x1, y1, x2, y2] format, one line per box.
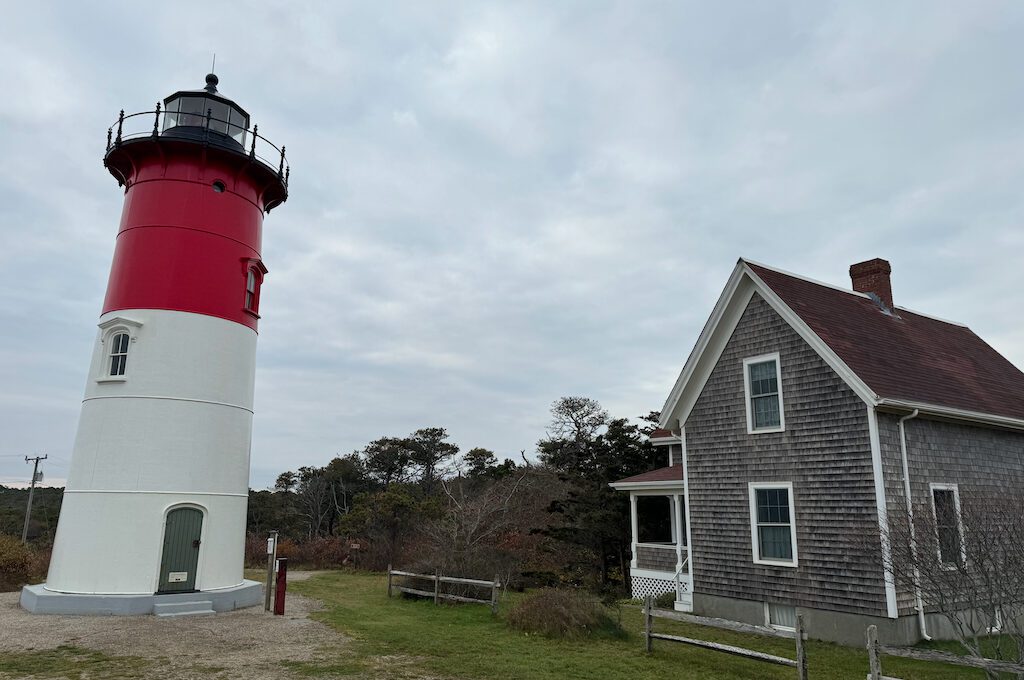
[434, 570, 441, 605]
[490, 574, 499, 615]
[644, 595, 653, 653]
[387, 564, 393, 598]
[795, 614, 808, 680]
[867, 625, 882, 680]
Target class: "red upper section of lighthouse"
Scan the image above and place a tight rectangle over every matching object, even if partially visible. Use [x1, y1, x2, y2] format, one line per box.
[100, 74, 288, 332]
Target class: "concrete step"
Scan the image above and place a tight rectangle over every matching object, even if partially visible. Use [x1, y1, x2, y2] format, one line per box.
[154, 600, 215, 617]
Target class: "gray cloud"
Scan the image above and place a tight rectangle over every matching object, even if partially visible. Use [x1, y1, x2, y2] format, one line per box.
[2, 1, 1023, 488]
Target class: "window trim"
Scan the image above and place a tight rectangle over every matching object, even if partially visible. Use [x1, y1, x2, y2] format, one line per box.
[748, 481, 799, 568]
[929, 483, 966, 569]
[743, 352, 785, 434]
[96, 316, 143, 383]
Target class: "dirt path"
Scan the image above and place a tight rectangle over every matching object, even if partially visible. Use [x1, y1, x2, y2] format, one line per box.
[0, 572, 350, 679]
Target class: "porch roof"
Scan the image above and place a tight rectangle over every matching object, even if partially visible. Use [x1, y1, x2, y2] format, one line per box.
[609, 465, 684, 490]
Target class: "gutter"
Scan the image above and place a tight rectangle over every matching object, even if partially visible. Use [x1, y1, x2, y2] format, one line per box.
[878, 398, 1024, 432]
[898, 409, 930, 641]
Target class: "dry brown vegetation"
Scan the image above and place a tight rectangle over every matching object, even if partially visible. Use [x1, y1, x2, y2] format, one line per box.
[0, 534, 49, 592]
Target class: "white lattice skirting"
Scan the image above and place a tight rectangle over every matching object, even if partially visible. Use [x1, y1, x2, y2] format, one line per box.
[630, 575, 676, 600]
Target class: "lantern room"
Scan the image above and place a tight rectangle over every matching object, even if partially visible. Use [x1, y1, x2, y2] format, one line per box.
[161, 73, 250, 148]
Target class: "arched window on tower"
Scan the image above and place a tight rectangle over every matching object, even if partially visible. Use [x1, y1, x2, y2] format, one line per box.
[96, 316, 142, 384]
[109, 332, 130, 376]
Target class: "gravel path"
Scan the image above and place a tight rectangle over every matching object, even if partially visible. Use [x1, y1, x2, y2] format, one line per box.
[0, 572, 351, 679]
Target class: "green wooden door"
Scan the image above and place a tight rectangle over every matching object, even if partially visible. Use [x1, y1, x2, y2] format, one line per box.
[158, 507, 203, 593]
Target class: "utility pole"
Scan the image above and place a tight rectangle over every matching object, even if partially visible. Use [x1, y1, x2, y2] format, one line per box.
[21, 455, 47, 544]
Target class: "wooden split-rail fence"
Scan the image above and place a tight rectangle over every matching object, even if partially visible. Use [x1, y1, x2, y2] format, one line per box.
[642, 596, 809, 679]
[387, 566, 500, 614]
[866, 624, 1024, 679]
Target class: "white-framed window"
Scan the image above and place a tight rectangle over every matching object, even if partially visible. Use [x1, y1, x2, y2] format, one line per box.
[108, 331, 130, 376]
[749, 482, 798, 567]
[930, 483, 965, 568]
[765, 602, 797, 631]
[743, 353, 785, 434]
[96, 316, 142, 383]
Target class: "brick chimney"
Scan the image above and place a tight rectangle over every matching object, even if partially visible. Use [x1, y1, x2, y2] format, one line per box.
[849, 258, 893, 310]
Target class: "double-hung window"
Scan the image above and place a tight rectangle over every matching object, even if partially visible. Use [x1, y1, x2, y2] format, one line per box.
[743, 353, 784, 433]
[749, 482, 798, 567]
[96, 316, 142, 383]
[930, 484, 965, 568]
[108, 332, 130, 376]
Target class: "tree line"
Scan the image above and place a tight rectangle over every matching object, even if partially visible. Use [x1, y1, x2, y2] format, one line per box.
[248, 396, 662, 593]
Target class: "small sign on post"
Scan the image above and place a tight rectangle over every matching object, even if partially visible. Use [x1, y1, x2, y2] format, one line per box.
[264, 530, 278, 612]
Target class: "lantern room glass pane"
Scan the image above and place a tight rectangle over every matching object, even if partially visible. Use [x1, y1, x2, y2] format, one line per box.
[162, 97, 180, 130]
[227, 106, 248, 145]
[178, 96, 208, 128]
[207, 99, 230, 135]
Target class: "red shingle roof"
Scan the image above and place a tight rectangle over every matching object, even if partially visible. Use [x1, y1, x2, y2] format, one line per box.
[650, 428, 677, 439]
[614, 465, 684, 484]
[748, 262, 1024, 422]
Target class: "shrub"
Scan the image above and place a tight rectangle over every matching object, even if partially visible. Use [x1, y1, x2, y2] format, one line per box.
[653, 591, 676, 609]
[274, 537, 300, 562]
[244, 533, 269, 568]
[507, 588, 624, 639]
[245, 534, 352, 570]
[0, 535, 47, 592]
[299, 536, 349, 569]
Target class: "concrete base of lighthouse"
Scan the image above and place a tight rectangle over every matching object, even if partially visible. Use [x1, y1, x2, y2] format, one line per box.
[19, 580, 262, 616]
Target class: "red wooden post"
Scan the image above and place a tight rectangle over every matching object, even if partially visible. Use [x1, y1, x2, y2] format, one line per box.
[273, 558, 288, 615]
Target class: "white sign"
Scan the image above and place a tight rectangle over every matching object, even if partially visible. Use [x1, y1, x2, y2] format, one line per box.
[168, 572, 188, 583]
[267, 538, 274, 555]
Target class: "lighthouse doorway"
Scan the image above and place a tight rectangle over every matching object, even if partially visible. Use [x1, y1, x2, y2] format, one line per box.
[158, 507, 203, 593]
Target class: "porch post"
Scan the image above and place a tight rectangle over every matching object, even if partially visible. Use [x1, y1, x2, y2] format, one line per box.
[668, 494, 678, 545]
[673, 493, 684, 572]
[629, 492, 639, 568]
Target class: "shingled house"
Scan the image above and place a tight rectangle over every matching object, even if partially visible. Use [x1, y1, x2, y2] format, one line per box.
[611, 258, 1024, 645]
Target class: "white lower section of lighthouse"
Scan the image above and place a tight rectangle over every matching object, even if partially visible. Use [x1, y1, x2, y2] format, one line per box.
[25, 309, 263, 613]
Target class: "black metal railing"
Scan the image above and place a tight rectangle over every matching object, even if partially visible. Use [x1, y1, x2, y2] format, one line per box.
[106, 105, 289, 189]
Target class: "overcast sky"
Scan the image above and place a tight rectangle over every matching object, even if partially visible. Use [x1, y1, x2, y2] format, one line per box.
[2, 2, 1023, 489]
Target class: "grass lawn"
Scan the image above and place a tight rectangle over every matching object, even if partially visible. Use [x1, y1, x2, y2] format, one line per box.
[0, 646, 152, 679]
[291, 570, 993, 680]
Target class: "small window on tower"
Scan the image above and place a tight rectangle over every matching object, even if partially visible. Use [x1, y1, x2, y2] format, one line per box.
[245, 267, 261, 314]
[96, 317, 141, 383]
[109, 332, 130, 376]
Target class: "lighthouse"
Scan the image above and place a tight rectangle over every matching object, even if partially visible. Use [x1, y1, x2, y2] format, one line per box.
[21, 73, 288, 615]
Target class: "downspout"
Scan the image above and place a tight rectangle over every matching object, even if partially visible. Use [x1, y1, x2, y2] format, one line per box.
[898, 409, 930, 640]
